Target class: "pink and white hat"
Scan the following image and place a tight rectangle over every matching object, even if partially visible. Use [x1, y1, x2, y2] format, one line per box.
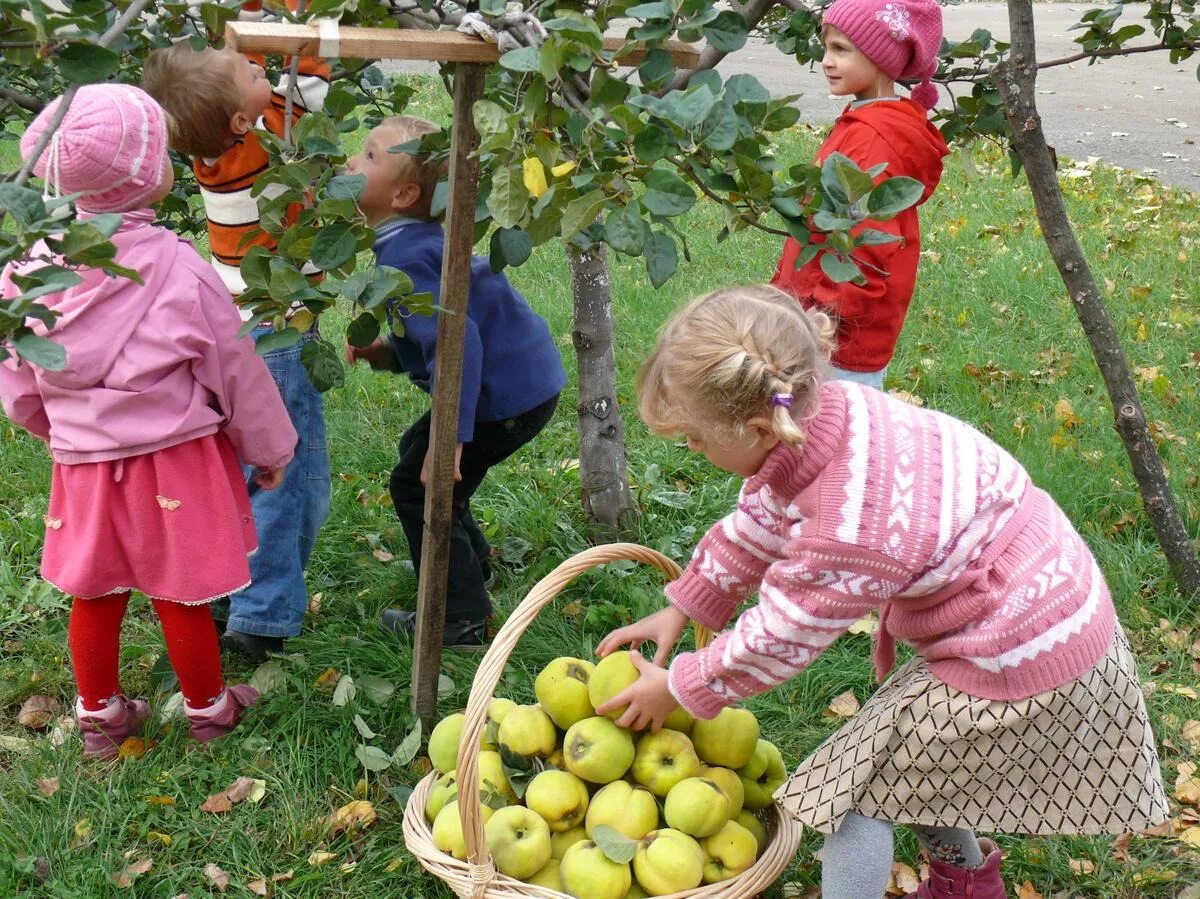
[20, 84, 170, 213]
[823, 0, 943, 110]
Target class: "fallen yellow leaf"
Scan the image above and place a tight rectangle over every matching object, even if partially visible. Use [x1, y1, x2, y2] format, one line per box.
[37, 777, 60, 797]
[112, 856, 153, 889]
[326, 799, 377, 834]
[147, 831, 172, 847]
[308, 851, 337, 866]
[824, 689, 860, 718]
[117, 737, 152, 760]
[1015, 880, 1043, 899]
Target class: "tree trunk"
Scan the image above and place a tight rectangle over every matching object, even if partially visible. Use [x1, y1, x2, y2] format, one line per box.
[994, 0, 1200, 599]
[567, 244, 637, 538]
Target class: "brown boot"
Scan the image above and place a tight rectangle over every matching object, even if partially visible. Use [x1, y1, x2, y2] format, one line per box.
[905, 839, 1007, 899]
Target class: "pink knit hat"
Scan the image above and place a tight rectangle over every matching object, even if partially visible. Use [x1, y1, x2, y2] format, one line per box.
[20, 84, 170, 213]
[823, 0, 943, 110]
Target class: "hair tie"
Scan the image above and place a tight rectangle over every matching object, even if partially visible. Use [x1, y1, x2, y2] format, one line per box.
[771, 392, 793, 408]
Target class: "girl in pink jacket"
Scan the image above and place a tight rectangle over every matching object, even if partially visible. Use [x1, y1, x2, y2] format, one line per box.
[0, 85, 297, 757]
[595, 285, 1167, 899]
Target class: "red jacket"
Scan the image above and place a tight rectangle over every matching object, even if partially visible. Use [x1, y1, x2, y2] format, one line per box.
[772, 98, 948, 371]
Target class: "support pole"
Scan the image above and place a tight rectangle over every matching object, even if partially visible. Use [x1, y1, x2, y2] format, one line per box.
[411, 63, 488, 729]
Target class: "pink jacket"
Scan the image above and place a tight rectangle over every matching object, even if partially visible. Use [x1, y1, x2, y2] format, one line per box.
[667, 381, 1115, 717]
[0, 209, 296, 470]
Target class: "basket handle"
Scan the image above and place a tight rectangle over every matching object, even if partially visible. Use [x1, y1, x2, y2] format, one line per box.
[453, 542, 708, 896]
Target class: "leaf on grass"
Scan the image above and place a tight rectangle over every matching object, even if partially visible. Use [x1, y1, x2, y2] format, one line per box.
[353, 715, 377, 740]
[37, 777, 60, 797]
[1175, 777, 1200, 804]
[226, 777, 266, 804]
[1015, 882, 1043, 899]
[0, 735, 32, 753]
[885, 861, 920, 895]
[201, 791, 234, 814]
[438, 674, 455, 697]
[355, 744, 392, 771]
[591, 824, 638, 864]
[144, 795, 176, 806]
[203, 863, 230, 891]
[372, 548, 394, 563]
[392, 721, 423, 767]
[1069, 858, 1096, 875]
[1180, 826, 1200, 849]
[250, 660, 287, 694]
[112, 856, 153, 888]
[17, 694, 60, 729]
[159, 692, 185, 722]
[313, 667, 341, 693]
[326, 800, 378, 834]
[824, 689, 860, 718]
[848, 613, 878, 635]
[247, 879, 269, 896]
[118, 737, 153, 760]
[1053, 399, 1082, 429]
[147, 831, 172, 847]
[332, 674, 357, 707]
[358, 675, 395, 704]
[308, 851, 338, 866]
[1182, 720, 1200, 750]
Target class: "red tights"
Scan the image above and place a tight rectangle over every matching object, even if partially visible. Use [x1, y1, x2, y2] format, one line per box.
[69, 592, 224, 711]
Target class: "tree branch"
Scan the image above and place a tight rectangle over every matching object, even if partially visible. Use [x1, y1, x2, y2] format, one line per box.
[0, 85, 44, 114]
[1037, 39, 1199, 70]
[667, 0, 778, 91]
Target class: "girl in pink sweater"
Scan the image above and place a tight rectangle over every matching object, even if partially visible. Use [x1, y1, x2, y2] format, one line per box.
[0, 85, 296, 757]
[596, 285, 1167, 899]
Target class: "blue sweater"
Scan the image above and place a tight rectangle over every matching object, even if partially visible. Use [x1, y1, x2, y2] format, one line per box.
[374, 218, 566, 442]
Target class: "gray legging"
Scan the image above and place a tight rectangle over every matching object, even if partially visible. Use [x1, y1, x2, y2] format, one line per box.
[821, 812, 985, 898]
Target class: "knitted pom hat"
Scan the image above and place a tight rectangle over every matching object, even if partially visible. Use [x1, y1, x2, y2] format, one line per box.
[823, 0, 943, 110]
[20, 84, 170, 213]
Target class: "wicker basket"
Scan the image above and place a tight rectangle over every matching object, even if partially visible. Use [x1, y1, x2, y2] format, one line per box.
[402, 543, 803, 898]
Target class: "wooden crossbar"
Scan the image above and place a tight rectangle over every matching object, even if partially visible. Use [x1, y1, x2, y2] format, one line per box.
[225, 21, 701, 68]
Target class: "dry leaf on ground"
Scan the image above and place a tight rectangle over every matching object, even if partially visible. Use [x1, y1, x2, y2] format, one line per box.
[117, 737, 152, 760]
[1015, 881, 1044, 899]
[203, 862, 230, 891]
[308, 851, 337, 866]
[326, 800, 377, 834]
[885, 861, 920, 894]
[824, 689, 860, 718]
[17, 695, 60, 729]
[200, 792, 233, 814]
[36, 777, 60, 797]
[111, 856, 153, 888]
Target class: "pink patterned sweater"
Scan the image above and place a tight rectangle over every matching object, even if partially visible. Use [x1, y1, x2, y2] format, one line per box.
[667, 382, 1116, 718]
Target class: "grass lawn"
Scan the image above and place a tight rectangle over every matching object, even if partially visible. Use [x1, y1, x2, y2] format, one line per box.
[2, 75, 1199, 897]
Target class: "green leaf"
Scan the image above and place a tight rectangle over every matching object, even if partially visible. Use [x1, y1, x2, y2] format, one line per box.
[605, 204, 649, 256]
[856, 228, 902, 247]
[820, 252, 864, 283]
[249, 660, 287, 693]
[592, 825, 639, 864]
[489, 227, 532, 273]
[645, 231, 678, 288]
[487, 166, 530, 230]
[634, 126, 674, 163]
[637, 49, 674, 90]
[560, 190, 607, 242]
[724, 73, 770, 105]
[300, 338, 345, 392]
[353, 715, 378, 740]
[60, 221, 114, 258]
[824, 153, 877, 205]
[346, 311, 381, 348]
[326, 173, 366, 201]
[311, 222, 357, 271]
[499, 46, 541, 73]
[438, 674, 455, 697]
[9, 267, 82, 302]
[703, 10, 749, 53]
[0, 185, 47, 228]
[57, 44, 119, 84]
[12, 333, 65, 371]
[391, 720, 423, 766]
[667, 86, 717, 130]
[255, 327, 304, 356]
[642, 168, 696, 217]
[241, 247, 273, 290]
[626, 1, 672, 17]
[473, 100, 510, 138]
[358, 675, 396, 704]
[332, 674, 357, 707]
[355, 744, 392, 772]
[866, 177, 925, 219]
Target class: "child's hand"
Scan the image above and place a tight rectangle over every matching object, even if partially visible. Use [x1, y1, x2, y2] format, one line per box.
[344, 338, 400, 372]
[596, 605, 689, 667]
[420, 443, 463, 486]
[594, 652, 677, 732]
[254, 467, 285, 490]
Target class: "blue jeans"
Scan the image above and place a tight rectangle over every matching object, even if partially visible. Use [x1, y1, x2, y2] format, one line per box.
[228, 328, 331, 638]
[829, 364, 887, 390]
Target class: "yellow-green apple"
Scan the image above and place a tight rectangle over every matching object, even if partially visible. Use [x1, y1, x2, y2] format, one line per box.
[690, 707, 760, 769]
[587, 651, 640, 719]
[482, 698, 518, 750]
[700, 766, 745, 817]
[525, 769, 590, 832]
[700, 819, 758, 882]
[737, 739, 787, 809]
[585, 780, 659, 841]
[563, 716, 635, 784]
[734, 809, 768, 854]
[663, 776, 731, 838]
[632, 829, 705, 894]
[425, 769, 458, 822]
[477, 749, 517, 804]
[484, 805, 553, 880]
[527, 858, 563, 891]
[631, 728, 703, 797]
[432, 800, 494, 860]
[536, 657, 596, 729]
[498, 705, 557, 759]
[663, 704, 694, 733]
[551, 824, 589, 860]
[428, 712, 466, 774]
[560, 840, 633, 899]
[623, 886, 649, 899]
[546, 746, 565, 769]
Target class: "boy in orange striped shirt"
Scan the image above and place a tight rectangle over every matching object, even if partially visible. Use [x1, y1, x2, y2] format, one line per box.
[143, 0, 331, 663]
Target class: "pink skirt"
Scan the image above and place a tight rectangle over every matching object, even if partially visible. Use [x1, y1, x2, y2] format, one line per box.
[42, 433, 257, 604]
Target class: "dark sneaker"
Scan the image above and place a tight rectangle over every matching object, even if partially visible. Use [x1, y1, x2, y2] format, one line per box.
[379, 608, 489, 650]
[220, 629, 284, 664]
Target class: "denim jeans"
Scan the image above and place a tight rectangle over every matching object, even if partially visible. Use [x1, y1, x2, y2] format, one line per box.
[389, 394, 559, 621]
[228, 328, 331, 638]
[828, 364, 887, 390]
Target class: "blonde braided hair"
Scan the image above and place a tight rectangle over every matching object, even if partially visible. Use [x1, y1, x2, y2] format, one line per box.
[638, 285, 836, 449]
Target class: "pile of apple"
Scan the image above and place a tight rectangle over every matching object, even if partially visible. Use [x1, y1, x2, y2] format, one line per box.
[421, 651, 788, 899]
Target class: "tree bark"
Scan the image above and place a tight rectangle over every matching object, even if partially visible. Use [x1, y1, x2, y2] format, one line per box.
[994, 0, 1200, 599]
[666, 0, 779, 92]
[567, 244, 637, 538]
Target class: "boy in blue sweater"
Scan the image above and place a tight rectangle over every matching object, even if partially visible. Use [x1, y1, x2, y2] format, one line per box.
[345, 116, 566, 648]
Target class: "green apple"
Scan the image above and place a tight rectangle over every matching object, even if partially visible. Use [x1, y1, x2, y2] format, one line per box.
[700, 819, 758, 882]
[623, 886, 649, 899]
[527, 858, 563, 891]
[428, 712, 466, 774]
[478, 749, 517, 804]
[585, 780, 659, 841]
[560, 840, 632, 899]
[425, 769, 458, 823]
[536, 657, 596, 729]
[587, 651, 640, 719]
[632, 829, 704, 895]
[737, 739, 787, 810]
[563, 716, 635, 784]
[546, 746, 565, 769]
[482, 698, 518, 750]
[551, 824, 589, 860]
[701, 766, 745, 817]
[432, 800, 494, 860]
[497, 705, 557, 760]
[484, 805, 553, 880]
[663, 776, 730, 838]
[690, 707, 760, 769]
[631, 728, 703, 797]
[525, 769, 590, 832]
[662, 704, 694, 733]
[734, 809, 768, 855]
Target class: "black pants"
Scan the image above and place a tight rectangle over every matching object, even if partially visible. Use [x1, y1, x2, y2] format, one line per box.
[389, 394, 559, 620]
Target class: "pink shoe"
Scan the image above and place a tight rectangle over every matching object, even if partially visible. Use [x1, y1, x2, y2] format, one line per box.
[905, 839, 1007, 899]
[76, 695, 150, 759]
[186, 684, 260, 743]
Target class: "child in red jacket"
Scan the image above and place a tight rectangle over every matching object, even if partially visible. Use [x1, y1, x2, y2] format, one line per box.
[772, 0, 948, 389]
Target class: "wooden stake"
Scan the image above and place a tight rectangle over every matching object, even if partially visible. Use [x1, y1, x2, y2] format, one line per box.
[410, 63, 488, 729]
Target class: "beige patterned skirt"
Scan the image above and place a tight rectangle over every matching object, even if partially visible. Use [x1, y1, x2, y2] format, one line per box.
[775, 627, 1169, 835]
